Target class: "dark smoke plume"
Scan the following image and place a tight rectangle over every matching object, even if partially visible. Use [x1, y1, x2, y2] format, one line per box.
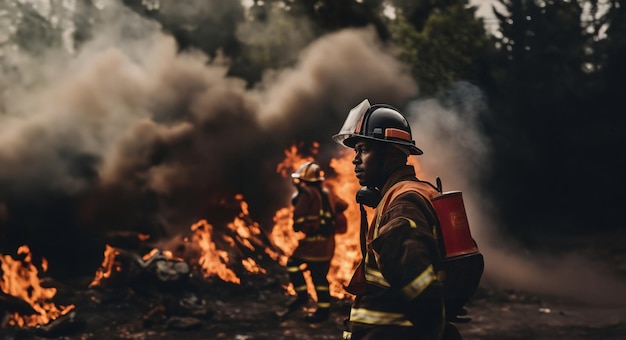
[0, 3, 417, 276]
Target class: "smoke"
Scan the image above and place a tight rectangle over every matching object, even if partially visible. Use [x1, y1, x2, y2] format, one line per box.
[0, 2, 418, 275]
[406, 82, 626, 306]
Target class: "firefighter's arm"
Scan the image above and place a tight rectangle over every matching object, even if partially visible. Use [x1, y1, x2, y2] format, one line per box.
[292, 187, 318, 233]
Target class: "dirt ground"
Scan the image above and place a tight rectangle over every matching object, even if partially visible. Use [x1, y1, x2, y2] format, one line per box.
[3, 275, 626, 340]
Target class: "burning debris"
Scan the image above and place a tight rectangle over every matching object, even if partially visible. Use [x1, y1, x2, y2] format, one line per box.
[88, 245, 190, 290]
[0, 245, 75, 329]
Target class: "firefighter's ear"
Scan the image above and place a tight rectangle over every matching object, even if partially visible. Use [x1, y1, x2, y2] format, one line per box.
[356, 187, 381, 208]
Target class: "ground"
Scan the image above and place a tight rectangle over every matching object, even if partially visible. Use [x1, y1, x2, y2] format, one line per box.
[3, 278, 626, 340]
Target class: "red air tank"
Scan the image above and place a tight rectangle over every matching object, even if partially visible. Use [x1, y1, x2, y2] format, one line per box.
[431, 191, 479, 258]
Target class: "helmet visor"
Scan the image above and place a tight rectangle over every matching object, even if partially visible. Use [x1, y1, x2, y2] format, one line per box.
[332, 99, 371, 146]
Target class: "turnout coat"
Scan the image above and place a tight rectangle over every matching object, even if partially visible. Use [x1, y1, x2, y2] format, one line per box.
[346, 165, 446, 339]
[291, 183, 347, 262]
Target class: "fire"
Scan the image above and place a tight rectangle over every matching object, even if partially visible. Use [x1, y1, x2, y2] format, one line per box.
[225, 194, 276, 275]
[89, 244, 120, 287]
[270, 207, 303, 267]
[325, 149, 370, 298]
[191, 219, 240, 284]
[0, 245, 75, 327]
[270, 143, 425, 299]
[275, 141, 318, 178]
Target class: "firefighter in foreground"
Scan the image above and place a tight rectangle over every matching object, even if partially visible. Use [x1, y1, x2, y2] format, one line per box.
[277, 161, 348, 323]
[333, 99, 465, 339]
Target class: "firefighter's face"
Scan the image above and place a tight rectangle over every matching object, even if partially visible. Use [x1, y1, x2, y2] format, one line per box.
[352, 139, 385, 188]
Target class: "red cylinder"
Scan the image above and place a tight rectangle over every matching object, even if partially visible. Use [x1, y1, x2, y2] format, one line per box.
[431, 191, 479, 258]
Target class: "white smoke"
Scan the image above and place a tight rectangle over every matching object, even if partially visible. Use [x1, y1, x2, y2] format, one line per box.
[407, 82, 626, 307]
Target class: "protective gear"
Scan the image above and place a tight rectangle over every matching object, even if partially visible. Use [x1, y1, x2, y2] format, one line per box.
[333, 99, 423, 155]
[291, 161, 325, 182]
[345, 166, 445, 339]
[355, 187, 382, 208]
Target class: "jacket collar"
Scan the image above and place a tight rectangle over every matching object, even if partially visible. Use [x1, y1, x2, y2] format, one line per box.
[379, 165, 418, 197]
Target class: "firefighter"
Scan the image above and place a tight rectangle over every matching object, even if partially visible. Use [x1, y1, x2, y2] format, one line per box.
[332, 99, 461, 339]
[279, 161, 348, 323]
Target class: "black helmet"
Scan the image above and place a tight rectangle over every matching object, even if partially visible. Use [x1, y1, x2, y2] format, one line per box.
[332, 99, 423, 155]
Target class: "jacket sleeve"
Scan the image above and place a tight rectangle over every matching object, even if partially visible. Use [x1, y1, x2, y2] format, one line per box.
[370, 190, 442, 301]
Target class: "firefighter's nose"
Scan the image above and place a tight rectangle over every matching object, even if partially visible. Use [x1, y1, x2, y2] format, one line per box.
[352, 152, 360, 164]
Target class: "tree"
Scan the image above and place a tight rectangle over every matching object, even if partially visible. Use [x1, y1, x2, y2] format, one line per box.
[482, 0, 619, 234]
[387, 0, 489, 96]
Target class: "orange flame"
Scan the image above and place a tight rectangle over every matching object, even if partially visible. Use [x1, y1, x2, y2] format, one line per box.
[241, 258, 266, 274]
[226, 194, 279, 273]
[275, 141, 317, 177]
[325, 150, 370, 299]
[191, 219, 240, 284]
[89, 244, 120, 288]
[0, 245, 75, 327]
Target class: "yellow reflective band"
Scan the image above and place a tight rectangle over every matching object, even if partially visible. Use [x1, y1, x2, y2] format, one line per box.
[299, 254, 333, 261]
[364, 267, 390, 287]
[287, 266, 300, 273]
[342, 331, 352, 340]
[350, 308, 413, 326]
[295, 217, 305, 223]
[303, 235, 328, 241]
[305, 215, 319, 221]
[400, 217, 417, 228]
[315, 286, 329, 291]
[294, 285, 307, 292]
[401, 264, 436, 300]
[317, 302, 331, 308]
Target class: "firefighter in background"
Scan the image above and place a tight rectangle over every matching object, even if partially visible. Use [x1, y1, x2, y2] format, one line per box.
[332, 99, 462, 339]
[279, 161, 348, 323]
